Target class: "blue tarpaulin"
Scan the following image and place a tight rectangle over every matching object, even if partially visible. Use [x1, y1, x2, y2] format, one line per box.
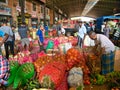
[96, 16, 120, 32]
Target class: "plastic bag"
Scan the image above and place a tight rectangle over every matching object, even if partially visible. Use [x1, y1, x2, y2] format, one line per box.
[13, 63, 35, 89]
[56, 73, 68, 90]
[7, 61, 19, 86]
[46, 41, 54, 50]
[67, 67, 83, 87]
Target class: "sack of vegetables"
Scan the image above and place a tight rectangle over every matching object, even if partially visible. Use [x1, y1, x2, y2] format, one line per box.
[7, 61, 19, 86]
[39, 61, 66, 89]
[13, 63, 35, 89]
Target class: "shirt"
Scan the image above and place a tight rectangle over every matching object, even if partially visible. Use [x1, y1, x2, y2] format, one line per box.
[78, 24, 87, 39]
[0, 26, 13, 42]
[0, 56, 9, 85]
[36, 29, 44, 43]
[103, 27, 110, 38]
[96, 34, 115, 53]
[18, 26, 28, 39]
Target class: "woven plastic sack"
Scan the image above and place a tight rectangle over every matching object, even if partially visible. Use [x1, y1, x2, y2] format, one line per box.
[46, 41, 54, 51]
[7, 61, 19, 86]
[56, 73, 68, 90]
[39, 61, 66, 88]
[13, 63, 35, 89]
[67, 67, 83, 87]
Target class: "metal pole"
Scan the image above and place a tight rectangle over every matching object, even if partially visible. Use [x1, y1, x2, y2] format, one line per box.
[19, 0, 25, 23]
[44, 4, 46, 26]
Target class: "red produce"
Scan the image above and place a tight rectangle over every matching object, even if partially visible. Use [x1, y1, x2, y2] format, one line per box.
[39, 61, 66, 88]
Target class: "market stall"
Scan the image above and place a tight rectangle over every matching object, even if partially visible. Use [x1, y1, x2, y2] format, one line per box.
[1, 25, 120, 90]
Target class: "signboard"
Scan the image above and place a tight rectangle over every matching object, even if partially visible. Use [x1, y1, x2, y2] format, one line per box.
[0, 6, 11, 15]
[31, 11, 37, 18]
[16, 5, 27, 13]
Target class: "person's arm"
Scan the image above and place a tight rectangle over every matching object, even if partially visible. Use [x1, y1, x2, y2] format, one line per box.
[0, 33, 9, 46]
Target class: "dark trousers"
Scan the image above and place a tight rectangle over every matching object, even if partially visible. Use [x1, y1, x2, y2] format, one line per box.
[77, 36, 83, 48]
[4, 41, 14, 59]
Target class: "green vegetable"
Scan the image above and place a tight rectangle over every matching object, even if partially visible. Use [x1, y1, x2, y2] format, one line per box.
[76, 85, 83, 90]
[26, 79, 40, 90]
[41, 75, 55, 90]
[90, 73, 106, 85]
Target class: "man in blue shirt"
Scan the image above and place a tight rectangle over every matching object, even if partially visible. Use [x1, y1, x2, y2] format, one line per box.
[36, 25, 45, 51]
[18, 22, 30, 51]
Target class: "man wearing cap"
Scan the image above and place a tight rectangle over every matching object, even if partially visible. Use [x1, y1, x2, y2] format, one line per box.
[77, 21, 87, 48]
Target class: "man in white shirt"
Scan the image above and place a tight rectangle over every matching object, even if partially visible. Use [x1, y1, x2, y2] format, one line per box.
[77, 21, 87, 48]
[88, 31, 115, 75]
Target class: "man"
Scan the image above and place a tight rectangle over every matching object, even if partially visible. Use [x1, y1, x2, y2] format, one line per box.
[0, 30, 9, 86]
[36, 25, 45, 51]
[77, 21, 87, 48]
[103, 24, 111, 38]
[0, 21, 14, 59]
[88, 31, 115, 75]
[18, 22, 30, 51]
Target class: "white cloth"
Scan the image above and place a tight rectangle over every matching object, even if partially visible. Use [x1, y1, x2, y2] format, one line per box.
[84, 35, 95, 46]
[78, 25, 87, 39]
[61, 28, 65, 34]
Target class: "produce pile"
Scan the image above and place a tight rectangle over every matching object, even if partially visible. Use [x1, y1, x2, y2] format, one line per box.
[5, 33, 119, 90]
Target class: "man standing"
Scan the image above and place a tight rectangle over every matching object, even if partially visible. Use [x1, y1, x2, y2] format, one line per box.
[0, 21, 14, 59]
[103, 24, 111, 38]
[18, 22, 30, 51]
[77, 21, 87, 48]
[88, 31, 115, 75]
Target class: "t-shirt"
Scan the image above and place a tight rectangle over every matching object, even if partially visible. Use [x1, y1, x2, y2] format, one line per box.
[78, 24, 87, 39]
[36, 29, 44, 43]
[18, 26, 28, 39]
[96, 34, 115, 53]
[0, 26, 13, 42]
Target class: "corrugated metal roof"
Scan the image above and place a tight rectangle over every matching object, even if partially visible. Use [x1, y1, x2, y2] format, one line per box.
[46, 0, 120, 18]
